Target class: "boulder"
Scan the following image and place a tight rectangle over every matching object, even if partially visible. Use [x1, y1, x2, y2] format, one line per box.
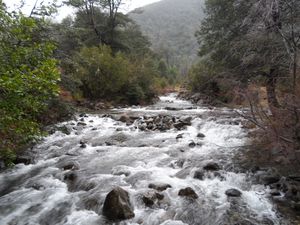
[148, 183, 172, 192]
[225, 188, 242, 197]
[203, 162, 220, 171]
[178, 187, 198, 199]
[102, 187, 135, 221]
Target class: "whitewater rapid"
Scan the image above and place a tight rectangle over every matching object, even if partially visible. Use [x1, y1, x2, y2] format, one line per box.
[0, 93, 286, 225]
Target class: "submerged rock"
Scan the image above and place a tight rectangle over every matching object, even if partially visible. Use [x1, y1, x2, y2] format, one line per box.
[178, 187, 198, 199]
[225, 188, 242, 197]
[148, 183, 172, 192]
[103, 187, 135, 221]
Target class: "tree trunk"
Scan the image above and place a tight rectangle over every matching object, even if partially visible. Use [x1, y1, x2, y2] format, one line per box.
[266, 68, 280, 110]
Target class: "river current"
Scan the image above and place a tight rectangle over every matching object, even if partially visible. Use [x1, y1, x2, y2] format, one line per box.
[0, 93, 288, 225]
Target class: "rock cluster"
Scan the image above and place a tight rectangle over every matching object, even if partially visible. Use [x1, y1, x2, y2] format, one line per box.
[133, 115, 193, 131]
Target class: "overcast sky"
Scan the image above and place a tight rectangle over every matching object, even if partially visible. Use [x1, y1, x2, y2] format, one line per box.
[4, 0, 161, 20]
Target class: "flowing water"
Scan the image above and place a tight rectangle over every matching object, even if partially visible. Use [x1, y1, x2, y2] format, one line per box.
[0, 93, 288, 225]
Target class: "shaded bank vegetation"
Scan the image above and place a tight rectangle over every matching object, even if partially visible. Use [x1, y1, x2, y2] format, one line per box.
[0, 0, 171, 166]
[188, 0, 300, 164]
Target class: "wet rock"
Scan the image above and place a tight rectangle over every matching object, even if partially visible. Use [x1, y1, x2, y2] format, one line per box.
[103, 187, 135, 221]
[165, 107, 180, 111]
[178, 187, 198, 199]
[171, 159, 185, 168]
[197, 133, 205, 138]
[148, 183, 172, 192]
[112, 166, 131, 177]
[193, 170, 205, 180]
[260, 175, 280, 185]
[203, 162, 220, 171]
[57, 125, 71, 135]
[188, 141, 196, 148]
[64, 171, 78, 182]
[175, 168, 191, 179]
[176, 134, 184, 140]
[61, 161, 80, 171]
[80, 140, 87, 148]
[83, 196, 102, 214]
[77, 121, 87, 126]
[270, 190, 281, 196]
[14, 155, 33, 165]
[79, 113, 87, 117]
[225, 188, 242, 197]
[174, 122, 187, 130]
[118, 114, 129, 123]
[142, 191, 164, 207]
[179, 116, 193, 126]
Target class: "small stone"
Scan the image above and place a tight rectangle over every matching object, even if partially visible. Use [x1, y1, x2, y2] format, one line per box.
[77, 122, 87, 126]
[189, 141, 196, 148]
[225, 188, 242, 197]
[197, 133, 205, 138]
[178, 187, 198, 199]
[176, 134, 184, 139]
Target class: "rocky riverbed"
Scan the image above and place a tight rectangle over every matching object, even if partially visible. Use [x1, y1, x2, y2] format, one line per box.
[0, 93, 295, 225]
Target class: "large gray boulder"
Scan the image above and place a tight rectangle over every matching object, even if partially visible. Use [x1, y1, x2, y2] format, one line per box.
[102, 187, 135, 221]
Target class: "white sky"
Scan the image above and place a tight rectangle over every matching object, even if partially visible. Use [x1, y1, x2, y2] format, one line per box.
[4, 0, 161, 21]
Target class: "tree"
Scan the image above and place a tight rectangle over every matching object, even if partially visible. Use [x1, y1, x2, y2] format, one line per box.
[0, 2, 60, 165]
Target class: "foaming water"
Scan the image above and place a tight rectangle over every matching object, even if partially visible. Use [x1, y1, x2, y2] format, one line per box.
[0, 93, 286, 225]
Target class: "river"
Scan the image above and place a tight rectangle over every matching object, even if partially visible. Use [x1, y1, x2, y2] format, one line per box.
[0, 93, 289, 225]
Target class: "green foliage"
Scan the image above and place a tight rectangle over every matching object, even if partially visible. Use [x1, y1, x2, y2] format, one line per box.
[188, 60, 235, 104]
[0, 3, 60, 165]
[73, 45, 159, 105]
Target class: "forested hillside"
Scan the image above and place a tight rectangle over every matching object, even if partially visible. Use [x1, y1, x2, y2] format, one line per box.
[130, 0, 205, 75]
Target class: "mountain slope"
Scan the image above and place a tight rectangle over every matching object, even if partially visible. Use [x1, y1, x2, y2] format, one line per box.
[129, 0, 205, 73]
